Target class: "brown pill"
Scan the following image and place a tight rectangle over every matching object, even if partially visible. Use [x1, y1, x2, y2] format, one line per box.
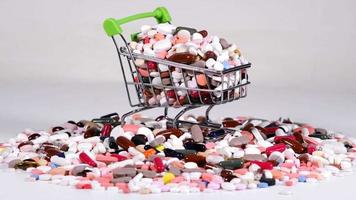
[184, 154, 206, 167]
[156, 128, 183, 139]
[220, 169, 236, 182]
[229, 135, 250, 147]
[167, 52, 197, 65]
[116, 136, 136, 150]
[242, 123, 254, 131]
[298, 154, 309, 163]
[84, 127, 100, 138]
[71, 165, 89, 176]
[204, 51, 217, 60]
[8, 159, 21, 168]
[293, 131, 305, 144]
[113, 167, 137, 177]
[222, 119, 241, 128]
[198, 30, 208, 37]
[111, 176, 132, 184]
[219, 38, 230, 49]
[280, 138, 306, 154]
[138, 169, 157, 178]
[190, 125, 204, 143]
[243, 154, 267, 162]
[60, 144, 69, 152]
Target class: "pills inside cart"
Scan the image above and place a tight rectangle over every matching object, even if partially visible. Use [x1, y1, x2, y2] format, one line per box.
[127, 23, 249, 107]
[1, 114, 355, 194]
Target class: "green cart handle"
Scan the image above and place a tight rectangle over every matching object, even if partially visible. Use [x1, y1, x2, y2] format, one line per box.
[103, 7, 171, 37]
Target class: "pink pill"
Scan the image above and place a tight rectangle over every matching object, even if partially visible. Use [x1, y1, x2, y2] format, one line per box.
[122, 124, 140, 133]
[96, 154, 118, 163]
[205, 142, 215, 149]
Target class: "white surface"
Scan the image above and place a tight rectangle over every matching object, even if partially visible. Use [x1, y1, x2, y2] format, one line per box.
[1, 0, 356, 199]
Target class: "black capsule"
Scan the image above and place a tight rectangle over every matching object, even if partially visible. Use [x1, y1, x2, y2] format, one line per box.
[131, 134, 148, 146]
[28, 133, 40, 141]
[144, 145, 153, 150]
[183, 142, 207, 152]
[259, 177, 276, 186]
[76, 121, 85, 128]
[163, 148, 185, 160]
[67, 120, 77, 125]
[108, 137, 118, 149]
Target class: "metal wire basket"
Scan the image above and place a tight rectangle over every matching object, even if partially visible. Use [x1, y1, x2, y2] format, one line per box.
[103, 7, 251, 128]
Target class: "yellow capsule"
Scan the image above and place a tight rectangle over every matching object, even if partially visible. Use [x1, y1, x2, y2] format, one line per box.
[37, 159, 48, 166]
[162, 172, 175, 184]
[155, 144, 165, 152]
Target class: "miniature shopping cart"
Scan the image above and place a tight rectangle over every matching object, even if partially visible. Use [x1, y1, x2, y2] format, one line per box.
[103, 7, 251, 129]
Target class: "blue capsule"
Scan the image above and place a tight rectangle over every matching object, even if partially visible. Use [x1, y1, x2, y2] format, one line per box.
[207, 129, 226, 138]
[257, 182, 269, 188]
[298, 175, 307, 182]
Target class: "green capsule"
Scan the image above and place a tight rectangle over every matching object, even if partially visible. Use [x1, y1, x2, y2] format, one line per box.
[218, 159, 244, 170]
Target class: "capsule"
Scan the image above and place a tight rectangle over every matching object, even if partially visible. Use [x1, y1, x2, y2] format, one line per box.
[101, 123, 112, 137]
[207, 129, 226, 138]
[218, 159, 244, 170]
[131, 134, 148, 146]
[167, 52, 197, 64]
[279, 137, 306, 154]
[110, 153, 127, 161]
[156, 128, 184, 139]
[250, 161, 273, 170]
[265, 143, 286, 156]
[184, 154, 207, 167]
[183, 142, 207, 152]
[153, 157, 164, 173]
[116, 136, 135, 150]
[108, 136, 119, 149]
[84, 127, 101, 138]
[222, 119, 241, 128]
[79, 152, 97, 167]
[28, 133, 41, 141]
[163, 148, 184, 160]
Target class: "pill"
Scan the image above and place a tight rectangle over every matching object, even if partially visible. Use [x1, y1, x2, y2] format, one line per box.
[79, 152, 97, 167]
[167, 53, 197, 64]
[116, 136, 135, 150]
[218, 159, 244, 170]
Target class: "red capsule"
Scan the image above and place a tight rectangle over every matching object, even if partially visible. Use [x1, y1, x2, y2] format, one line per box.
[153, 157, 164, 173]
[265, 143, 286, 156]
[143, 37, 150, 44]
[274, 135, 296, 143]
[146, 61, 157, 70]
[264, 127, 279, 135]
[101, 123, 112, 137]
[79, 152, 97, 167]
[307, 143, 317, 154]
[110, 154, 128, 161]
[250, 161, 273, 170]
[166, 90, 176, 99]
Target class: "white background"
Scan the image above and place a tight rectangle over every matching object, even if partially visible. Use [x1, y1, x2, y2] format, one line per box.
[0, 0, 356, 199]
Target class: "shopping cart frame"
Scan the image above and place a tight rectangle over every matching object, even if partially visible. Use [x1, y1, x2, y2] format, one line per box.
[104, 7, 251, 128]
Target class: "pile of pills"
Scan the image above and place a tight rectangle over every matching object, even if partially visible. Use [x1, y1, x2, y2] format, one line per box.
[0, 113, 355, 194]
[128, 23, 249, 107]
